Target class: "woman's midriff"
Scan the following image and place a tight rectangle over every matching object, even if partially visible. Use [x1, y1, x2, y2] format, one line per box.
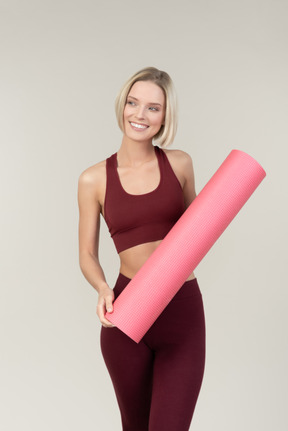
[118, 240, 196, 281]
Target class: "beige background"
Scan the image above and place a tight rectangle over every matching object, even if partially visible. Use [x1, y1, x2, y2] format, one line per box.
[1, 0, 287, 430]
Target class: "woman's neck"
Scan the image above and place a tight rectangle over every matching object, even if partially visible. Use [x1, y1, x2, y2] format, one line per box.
[117, 137, 156, 168]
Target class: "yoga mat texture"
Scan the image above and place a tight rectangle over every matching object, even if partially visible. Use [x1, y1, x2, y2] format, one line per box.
[105, 150, 266, 343]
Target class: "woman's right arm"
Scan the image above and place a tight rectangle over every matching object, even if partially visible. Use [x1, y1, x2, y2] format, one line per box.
[77, 168, 115, 328]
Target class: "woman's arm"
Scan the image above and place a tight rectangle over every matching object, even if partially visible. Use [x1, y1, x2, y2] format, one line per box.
[179, 151, 197, 209]
[78, 168, 114, 328]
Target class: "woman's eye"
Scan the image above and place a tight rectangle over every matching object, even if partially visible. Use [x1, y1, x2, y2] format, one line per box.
[126, 101, 159, 111]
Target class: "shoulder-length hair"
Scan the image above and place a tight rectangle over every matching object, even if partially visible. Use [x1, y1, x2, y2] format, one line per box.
[115, 67, 178, 148]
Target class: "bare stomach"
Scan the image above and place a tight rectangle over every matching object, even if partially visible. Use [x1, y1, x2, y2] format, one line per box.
[118, 240, 196, 281]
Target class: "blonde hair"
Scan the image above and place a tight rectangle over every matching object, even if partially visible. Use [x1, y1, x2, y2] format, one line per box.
[115, 67, 178, 148]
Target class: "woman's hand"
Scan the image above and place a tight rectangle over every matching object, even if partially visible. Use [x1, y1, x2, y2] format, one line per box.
[97, 285, 115, 328]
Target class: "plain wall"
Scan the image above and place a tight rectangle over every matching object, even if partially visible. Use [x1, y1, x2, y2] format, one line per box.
[1, 0, 287, 429]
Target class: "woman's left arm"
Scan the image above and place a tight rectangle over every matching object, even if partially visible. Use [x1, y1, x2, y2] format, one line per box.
[180, 151, 197, 209]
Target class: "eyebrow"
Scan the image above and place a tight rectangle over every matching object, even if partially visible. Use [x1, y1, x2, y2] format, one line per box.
[127, 96, 162, 106]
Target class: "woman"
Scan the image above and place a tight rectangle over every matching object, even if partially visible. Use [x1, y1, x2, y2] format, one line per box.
[78, 67, 206, 431]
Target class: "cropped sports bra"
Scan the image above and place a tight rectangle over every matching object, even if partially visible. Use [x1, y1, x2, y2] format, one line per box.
[103, 145, 186, 254]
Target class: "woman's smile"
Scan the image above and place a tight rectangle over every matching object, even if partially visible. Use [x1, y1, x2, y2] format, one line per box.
[129, 121, 149, 131]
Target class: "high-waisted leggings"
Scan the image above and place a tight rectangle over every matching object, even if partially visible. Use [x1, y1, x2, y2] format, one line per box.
[100, 273, 206, 431]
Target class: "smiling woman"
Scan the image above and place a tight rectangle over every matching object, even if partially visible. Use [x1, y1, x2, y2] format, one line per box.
[123, 81, 166, 144]
[77, 67, 204, 431]
[115, 66, 178, 148]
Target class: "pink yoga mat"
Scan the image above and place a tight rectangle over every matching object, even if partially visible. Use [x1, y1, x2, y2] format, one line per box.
[105, 150, 266, 343]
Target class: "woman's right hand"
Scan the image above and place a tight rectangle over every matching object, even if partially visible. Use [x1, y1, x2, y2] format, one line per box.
[97, 285, 115, 328]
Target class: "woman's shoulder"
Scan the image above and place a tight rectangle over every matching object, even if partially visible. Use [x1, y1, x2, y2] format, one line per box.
[79, 158, 107, 182]
[78, 158, 107, 201]
[161, 147, 193, 169]
[161, 147, 195, 189]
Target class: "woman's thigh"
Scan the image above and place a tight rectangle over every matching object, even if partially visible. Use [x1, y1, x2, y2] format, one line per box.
[101, 326, 154, 430]
[146, 279, 206, 431]
[100, 272, 155, 430]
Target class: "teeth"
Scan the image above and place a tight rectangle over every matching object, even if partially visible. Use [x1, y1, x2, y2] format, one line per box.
[130, 122, 148, 129]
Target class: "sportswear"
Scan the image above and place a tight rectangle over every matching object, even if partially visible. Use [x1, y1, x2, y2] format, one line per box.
[103, 145, 186, 253]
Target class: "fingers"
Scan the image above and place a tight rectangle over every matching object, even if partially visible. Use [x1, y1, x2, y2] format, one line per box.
[97, 291, 115, 328]
[100, 315, 115, 328]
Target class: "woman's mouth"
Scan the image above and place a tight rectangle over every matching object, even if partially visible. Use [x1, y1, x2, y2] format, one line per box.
[129, 121, 149, 131]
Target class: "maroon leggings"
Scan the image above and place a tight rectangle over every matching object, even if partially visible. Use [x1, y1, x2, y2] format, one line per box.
[100, 273, 206, 431]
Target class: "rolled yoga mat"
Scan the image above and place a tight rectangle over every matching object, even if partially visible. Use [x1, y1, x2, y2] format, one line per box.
[105, 149, 266, 343]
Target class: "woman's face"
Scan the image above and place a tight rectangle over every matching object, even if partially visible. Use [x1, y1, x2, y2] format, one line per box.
[123, 80, 166, 143]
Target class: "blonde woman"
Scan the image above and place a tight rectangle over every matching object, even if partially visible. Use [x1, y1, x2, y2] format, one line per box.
[78, 67, 205, 431]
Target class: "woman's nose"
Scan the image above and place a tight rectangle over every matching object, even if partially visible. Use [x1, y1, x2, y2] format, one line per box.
[135, 105, 145, 119]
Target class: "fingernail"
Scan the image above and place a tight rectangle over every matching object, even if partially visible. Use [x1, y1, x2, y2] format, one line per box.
[107, 307, 112, 313]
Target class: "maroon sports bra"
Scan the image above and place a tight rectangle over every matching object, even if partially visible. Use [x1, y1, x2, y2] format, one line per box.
[103, 145, 186, 254]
